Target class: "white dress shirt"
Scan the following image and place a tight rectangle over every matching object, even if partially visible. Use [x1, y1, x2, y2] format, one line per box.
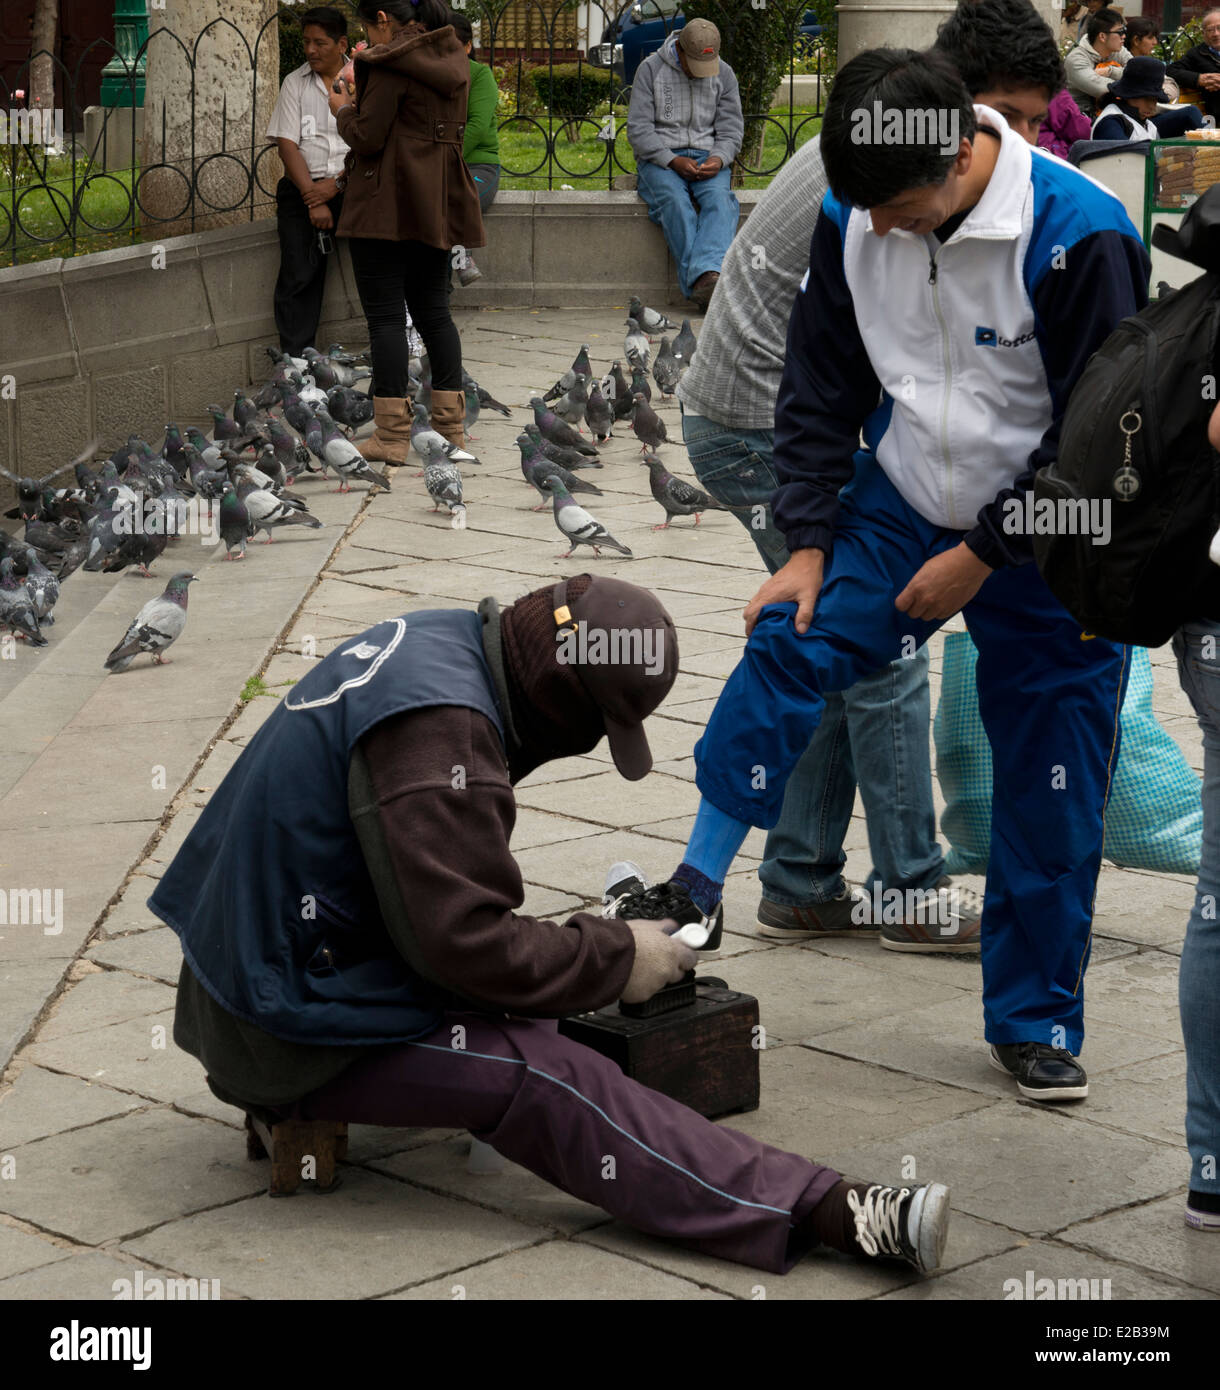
[266, 61, 348, 179]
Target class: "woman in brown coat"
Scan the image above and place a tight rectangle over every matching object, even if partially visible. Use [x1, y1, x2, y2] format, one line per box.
[327, 0, 484, 463]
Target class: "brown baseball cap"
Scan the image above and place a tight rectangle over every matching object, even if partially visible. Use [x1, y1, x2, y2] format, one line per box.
[550, 576, 678, 780]
[678, 18, 721, 76]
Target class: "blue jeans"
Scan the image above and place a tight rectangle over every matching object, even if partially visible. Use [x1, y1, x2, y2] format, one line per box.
[636, 149, 739, 300]
[681, 410, 944, 905]
[1173, 619, 1220, 1196]
[1152, 105, 1206, 137]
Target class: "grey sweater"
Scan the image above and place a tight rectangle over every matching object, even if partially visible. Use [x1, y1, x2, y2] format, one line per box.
[677, 135, 829, 430]
[627, 34, 744, 168]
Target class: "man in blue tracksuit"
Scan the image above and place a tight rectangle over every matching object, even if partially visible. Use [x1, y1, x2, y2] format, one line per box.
[607, 45, 1149, 1102]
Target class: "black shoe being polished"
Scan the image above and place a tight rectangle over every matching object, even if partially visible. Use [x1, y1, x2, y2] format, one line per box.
[989, 1042, 1088, 1101]
[601, 861, 723, 952]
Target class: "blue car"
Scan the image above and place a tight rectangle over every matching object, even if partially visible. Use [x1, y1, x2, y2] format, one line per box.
[589, 1, 823, 86]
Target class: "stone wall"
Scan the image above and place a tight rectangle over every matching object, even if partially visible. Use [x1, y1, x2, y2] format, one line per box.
[0, 191, 760, 476]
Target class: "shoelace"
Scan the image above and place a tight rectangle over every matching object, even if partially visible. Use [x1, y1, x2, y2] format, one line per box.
[847, 1185, 910, 1258]
[605, 883, 685, 921]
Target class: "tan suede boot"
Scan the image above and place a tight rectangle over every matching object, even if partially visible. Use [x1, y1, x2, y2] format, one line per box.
[358, 396, 411, 466]
[429, 389, 467, 449]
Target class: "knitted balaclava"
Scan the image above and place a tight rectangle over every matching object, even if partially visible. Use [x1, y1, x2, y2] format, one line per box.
[498, 575, 607, 781]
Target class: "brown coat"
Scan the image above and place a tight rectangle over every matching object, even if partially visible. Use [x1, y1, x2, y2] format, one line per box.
[335, 25, 485, 251]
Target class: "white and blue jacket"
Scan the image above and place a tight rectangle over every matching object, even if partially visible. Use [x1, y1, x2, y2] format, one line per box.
[772, 105, 1151, 568]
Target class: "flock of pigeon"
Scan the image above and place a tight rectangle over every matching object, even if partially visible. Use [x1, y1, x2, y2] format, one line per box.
[0, 296, 726, 670]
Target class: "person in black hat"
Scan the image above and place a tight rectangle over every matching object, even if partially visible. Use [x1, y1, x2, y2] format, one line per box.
[1092, 56, 1205, 140]
[148, 575, 951, 1276]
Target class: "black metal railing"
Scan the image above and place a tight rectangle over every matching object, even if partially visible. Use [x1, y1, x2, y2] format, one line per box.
[0, 0, 830, 267]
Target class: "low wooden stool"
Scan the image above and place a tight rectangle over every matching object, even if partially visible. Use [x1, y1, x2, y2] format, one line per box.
[244, 1114, 348, 1196]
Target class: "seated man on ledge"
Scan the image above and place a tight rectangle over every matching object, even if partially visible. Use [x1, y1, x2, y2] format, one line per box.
[148, 574, 950, 1276]
[627, 19, 743, 312]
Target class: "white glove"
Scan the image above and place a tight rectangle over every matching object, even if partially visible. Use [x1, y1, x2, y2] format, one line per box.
[621, 919, 698, 1004]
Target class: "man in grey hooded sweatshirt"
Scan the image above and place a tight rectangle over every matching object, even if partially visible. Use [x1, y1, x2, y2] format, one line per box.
[627, 19, 744, 310]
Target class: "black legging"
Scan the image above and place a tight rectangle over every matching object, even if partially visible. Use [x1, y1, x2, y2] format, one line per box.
[346, 237, 462, 395]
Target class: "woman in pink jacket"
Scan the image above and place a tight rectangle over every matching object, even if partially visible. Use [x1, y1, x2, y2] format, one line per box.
[1038, 86, 1093, 157]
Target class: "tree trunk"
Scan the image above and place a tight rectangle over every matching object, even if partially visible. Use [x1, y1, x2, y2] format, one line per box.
[29, 0, 59, 115]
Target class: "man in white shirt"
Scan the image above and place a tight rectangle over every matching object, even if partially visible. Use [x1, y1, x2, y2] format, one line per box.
[266, 7, 350, 355]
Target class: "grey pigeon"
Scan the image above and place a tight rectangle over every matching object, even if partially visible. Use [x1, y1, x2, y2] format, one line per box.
[219, 484, 250, 560]
[516, 434, 603, 511]
[652, 337, 680, 397]
[463, 383, 482, 435]
[0, 556, 46, 645]
[530, 397, 599, 455]
[624, 318, 651, 370]
[628, 297, 677, 334]
[104, 572, 196, 671]
[317, 409, 390, 492]
[237, 480, 323, 543]
[553, 374, 589, 428]
[544, 477, 632, 559]
[326, 385, 374, 432]
[410, 403, 481, 467]
[629, 362, 652, 405]
[462, 368, 512, 415]
[523, 423, 602, 471]
[630, 393, 668, 451]
[584, 382, 614, 442]
[421, 444, 467, 528]
[602, 361, 634, 421]
[20, 548, 59, 625]
[642, 453, 725, 528]
[672, 318, 697, 367]
[544, 344, 592, 402]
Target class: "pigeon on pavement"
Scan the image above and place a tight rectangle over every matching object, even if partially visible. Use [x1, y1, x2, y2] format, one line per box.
[653, 337, 680, 397]
[530, 398, 599, 455]
[317, 410, 390, 492]
[421, 444, 467, 528]
[104, 571, 196, 671]
[552, 374, 589, 428]
[628, 297, 678, 335]
[523, 423, 602, 471]
[411, 404, 481, 467]
[219, 483, 251, 560]
[20, 548, 60, 625]
[0, 556, 46, 644]
[624, 318, 651, 370]
[544, 477, 632, 559]
[602, 360, 634, 421]
[631, 393, 668, 451]
[584, 382, 614, 441]
[544, 344, 592, 402]
[516, 434, 604, 510]
[642, 453, 725, 528]
[673, 318, 697, 367]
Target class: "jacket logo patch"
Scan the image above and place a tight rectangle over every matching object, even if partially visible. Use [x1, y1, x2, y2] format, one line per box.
[975, 326, 1035, 348]
[343, 642, 382, 659]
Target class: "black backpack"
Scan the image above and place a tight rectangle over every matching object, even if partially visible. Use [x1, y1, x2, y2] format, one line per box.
[1033, 189, 1220, 646]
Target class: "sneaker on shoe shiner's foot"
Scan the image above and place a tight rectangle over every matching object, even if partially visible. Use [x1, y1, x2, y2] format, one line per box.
[989, 1042, 1088, 1101]
[879, 875, 983, 954]
[847, 1182, 951, 1274]
[755, 884, 875, 941]
[1186, 1190, 1220, 1231]
[601, 861, 723, 952]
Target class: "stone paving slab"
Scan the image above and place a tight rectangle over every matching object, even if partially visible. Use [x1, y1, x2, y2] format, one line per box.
[1059, 1194, 1220, 1295]
[26, 1009, 201, 1104]
[0, 1250, 146, 1300]
[120, 1167, 546, 1300]
[86, 927, 184, 985]
[0, 1221, 73, 1282]
[0, 1064, 144, 1147]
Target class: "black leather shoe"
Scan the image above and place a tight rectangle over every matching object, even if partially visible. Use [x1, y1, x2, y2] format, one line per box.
[601, 861, 723, 952]
[989, 1042, 1088, 1101]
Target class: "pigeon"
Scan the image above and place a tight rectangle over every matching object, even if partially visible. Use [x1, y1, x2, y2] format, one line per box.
[516, 434, 604, 510]
[237, 480, 324, 543]
[602, 361, 634, 421]
[104, 572, 196, 671]
[0, 556, 46, 644]
[101, 513, 168, 577]
[544, 344, 592, 402]
[233, 390, 261, 430]
[552, 374, 589, 428]
[219, 483, 250, 560]
[269, 419, 310, 476]
[421, 445, 467, 528]
[0, 440, 99, 522]
[410, 404, 481, 467]
[317, 410, 390, 492]
[631, 393, 668, 451]
[463, 370, 512, 415]
[302, 348, 340, 391]
[326, 342, 370, 368]
[308, 345, 369, 389]
[463, 383, 482, 436]
[629, 363, 653, 407]
[624, 317, 651, 370]
[642, 454, 725, 528]
[628, 296, 678, 335]
[523, 423, 603, 471]
[672, 318, 697, 367]
[530, 397, 599, 455]
[584, 382, 614, 442]
[20, 548, 59, 625]
[543, 477, 632, 559]
[326, 385, 374, 432]
[652, 337, 680, 397]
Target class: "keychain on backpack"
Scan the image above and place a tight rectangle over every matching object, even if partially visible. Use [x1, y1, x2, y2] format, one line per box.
[1113, 410, 1142, 499]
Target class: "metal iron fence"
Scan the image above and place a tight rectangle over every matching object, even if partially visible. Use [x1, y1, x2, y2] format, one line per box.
[0, 0, 829, 267]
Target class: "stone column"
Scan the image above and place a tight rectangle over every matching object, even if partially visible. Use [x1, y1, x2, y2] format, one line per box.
[836, 0, 1065, 69]
[139, 0, 283, 240]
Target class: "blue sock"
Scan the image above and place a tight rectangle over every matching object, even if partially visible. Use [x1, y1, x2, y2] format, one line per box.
[672, 798, 752, 912]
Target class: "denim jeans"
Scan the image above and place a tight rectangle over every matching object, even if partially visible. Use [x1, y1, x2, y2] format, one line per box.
[1173, 619, 1220, 1196]
[681, 409, 944, 903]
[635, 149, 739, 300]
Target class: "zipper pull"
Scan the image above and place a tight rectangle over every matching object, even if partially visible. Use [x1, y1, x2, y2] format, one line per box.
[928, 254, 938, 285]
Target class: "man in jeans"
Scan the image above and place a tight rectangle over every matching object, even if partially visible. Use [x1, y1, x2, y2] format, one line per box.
[610, 45, 1148, 1104]
[677, 0, 1065, 952]
[267, 7, 350, 355]
[627, 19, 743, 312]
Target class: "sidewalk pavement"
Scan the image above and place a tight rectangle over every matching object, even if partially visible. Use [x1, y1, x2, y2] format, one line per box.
[0, 308, 1216, 1301]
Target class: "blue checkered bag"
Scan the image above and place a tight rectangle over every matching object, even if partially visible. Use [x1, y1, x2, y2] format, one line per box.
[934, 632, 1202, 874]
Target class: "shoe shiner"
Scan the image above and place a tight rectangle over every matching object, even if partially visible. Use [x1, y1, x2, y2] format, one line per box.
[608, 47, 1149, 1105]
[147, 575, 950, 1275]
